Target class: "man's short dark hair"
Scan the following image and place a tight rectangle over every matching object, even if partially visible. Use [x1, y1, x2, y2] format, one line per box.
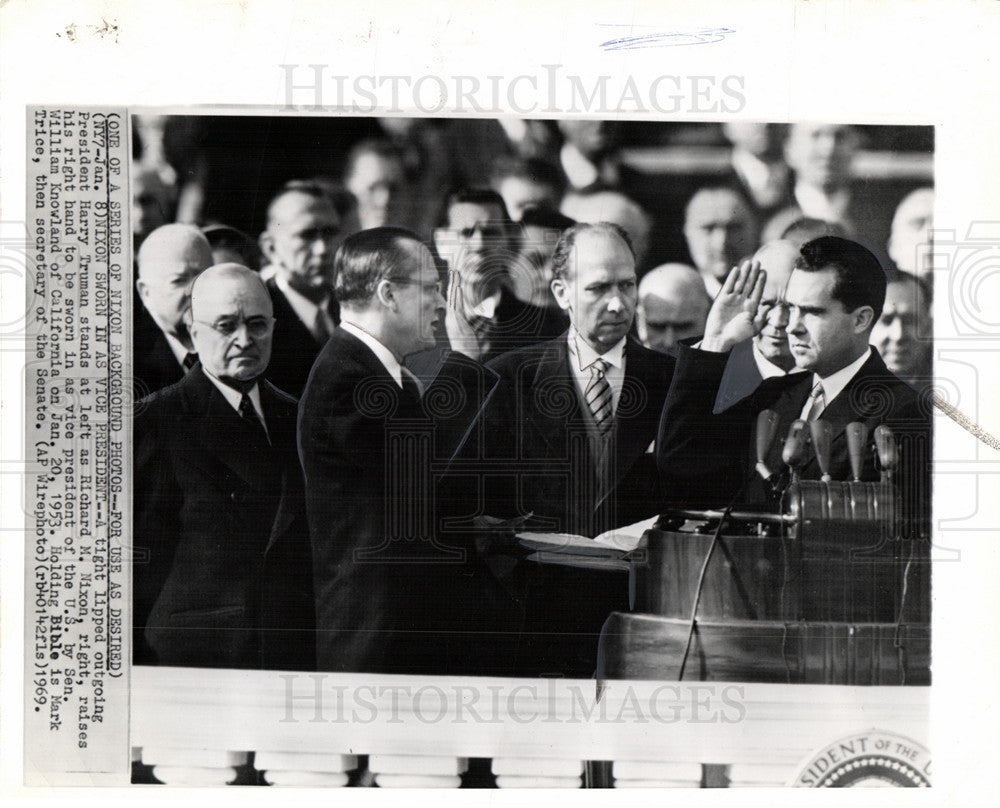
[519, 207, 576, 232]
[489, 156, 567, 197]
[684, 183, 755, 221]
[445, 187, 511, 222]
[796, 235, 887, 320]
[334, 226, 432, 306]
[550, 222, 634, 281]
[266, 179, 336, 228]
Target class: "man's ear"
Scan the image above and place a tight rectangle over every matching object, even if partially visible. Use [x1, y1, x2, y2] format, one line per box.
[853, 305, 875, 333]
[550, 277, 571, 312]
[136, 278, 148, 305]
[375, 278, 396, 310]
[258, 231, 275, 262]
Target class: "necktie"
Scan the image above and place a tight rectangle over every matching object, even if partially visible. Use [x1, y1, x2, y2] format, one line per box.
[182, 352, 198, 371]
[239, 392, 270, 444]
[804, 382, 826, 422]
[313, 306, 332, 344]
[400, 368, 424, 408]
[585, 358, 614, 436]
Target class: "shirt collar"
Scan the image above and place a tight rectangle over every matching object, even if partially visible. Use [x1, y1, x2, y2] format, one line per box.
[469, 289, 503, 320]
[340, 320, 404, 388]
[752, 340, 807, 379]
[201, 366, 262, 416]
[813, 346, 872, 404]
[794, 181, 850, 220]
[163, 330, 194, 367]
[275, 273, 334, 336]
[568, 328, 626, 372]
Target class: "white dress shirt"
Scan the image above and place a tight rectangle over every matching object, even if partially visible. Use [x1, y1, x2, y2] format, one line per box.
[799, 347, 872, 420]
[201, 367, 269, 438]
[567, 329, 626, 415]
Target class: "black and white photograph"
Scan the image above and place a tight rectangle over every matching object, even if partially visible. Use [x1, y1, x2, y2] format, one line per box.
[4, 0, 1000, 802]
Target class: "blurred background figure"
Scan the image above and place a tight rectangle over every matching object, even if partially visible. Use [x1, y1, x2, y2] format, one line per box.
[682, 186, 758, 296]
[713, 239, 804, 412]
[257, 181, 342, 396]
[201, 223, 260, 270]
[779, 216, 849, 249]
[561, 190, 653, 271]
[434, 189, 564, 361]
[490, 155, 566, 221]
[511, 207, 575, 321]
[557, 119, 623, 191]
[343, 139, 411, 230]
[132, 166, 177, 252]
[871, 270, 933, 389]
[721, 122, 792, 218]
[134, 224, 214, 397]
[888, 187, 935, 285]
[635, 263, 710, 353]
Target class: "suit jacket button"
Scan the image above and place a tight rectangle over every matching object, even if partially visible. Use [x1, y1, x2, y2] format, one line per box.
[230, 491, 241, 503]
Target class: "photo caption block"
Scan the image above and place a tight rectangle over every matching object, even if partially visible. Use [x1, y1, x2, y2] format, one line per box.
[24, 106, 130, 786]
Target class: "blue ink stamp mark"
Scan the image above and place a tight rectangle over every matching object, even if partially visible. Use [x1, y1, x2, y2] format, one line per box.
[599, 26, 735, 51]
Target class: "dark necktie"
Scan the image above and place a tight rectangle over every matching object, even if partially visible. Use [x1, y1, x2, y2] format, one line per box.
[400, 368, 423, 409]
[182, 352, 198, 371]
[585, 358, 614, 436]
[239, 392, 270, 445]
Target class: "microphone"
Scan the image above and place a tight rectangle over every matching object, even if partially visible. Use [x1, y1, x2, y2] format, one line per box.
[755, 409, 780, 481]
[846, 422, 868, 482]
[874, 425, 898, 483]
[809, 420, 833, 482]
[781, 419, 809, 484]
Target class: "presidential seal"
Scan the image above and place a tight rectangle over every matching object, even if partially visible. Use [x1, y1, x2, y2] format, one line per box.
[791, 730, 931, 787]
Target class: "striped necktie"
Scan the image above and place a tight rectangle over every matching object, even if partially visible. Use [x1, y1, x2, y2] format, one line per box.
[585, 358, 614, 436]
[804, 381, 826, 422]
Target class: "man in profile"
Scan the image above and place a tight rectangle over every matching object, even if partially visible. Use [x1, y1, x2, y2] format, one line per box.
[658, 236, 931, 526]
[682, 185, 759, 297]
[133, 223, 214, 398]
[299, 227, 501, 675]
[635, 263, 711, 353]
[133, 264, 313, 670]
[258, 180, 342, 396]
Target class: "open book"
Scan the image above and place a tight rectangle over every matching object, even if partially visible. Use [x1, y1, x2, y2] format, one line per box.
[516, 515, 660, 571]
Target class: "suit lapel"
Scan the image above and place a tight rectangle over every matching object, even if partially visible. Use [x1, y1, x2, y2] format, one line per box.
[259, 381, 300, 552]
[184, 368, 278, 493]
[613, 339, 665, 475]
[528, 337, 587, 458]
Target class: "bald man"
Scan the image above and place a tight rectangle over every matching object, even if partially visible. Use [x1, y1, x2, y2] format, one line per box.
[636, 264, 710, 353]
[133, 264, 313, 670]
[888, 187, 934, 284]
[561, 189, 653, 269]
[682, 186, 758, 297]
[134, 223, 214, 398]
[714, 239, 806, 412]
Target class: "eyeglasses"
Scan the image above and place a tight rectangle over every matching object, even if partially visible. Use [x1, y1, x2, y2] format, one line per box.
[389, 278, 443, 297]
[192, 316, 275, 338]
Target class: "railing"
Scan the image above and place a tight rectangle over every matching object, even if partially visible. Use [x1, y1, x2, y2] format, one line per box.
[132, 666, 929, 787]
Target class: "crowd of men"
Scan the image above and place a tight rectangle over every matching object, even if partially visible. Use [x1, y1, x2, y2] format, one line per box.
[132, 119, 934, 678]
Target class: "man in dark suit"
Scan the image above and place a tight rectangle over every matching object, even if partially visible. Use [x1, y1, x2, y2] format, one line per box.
[658, 236, 931, 527]
[258, 181, 343, 396]
[133, 224, 214, 399]
[468, 222, 675, 676]
[133, 264, 314, 670]
[433, 188, 565, 362]
[298, 227, 502, 675]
